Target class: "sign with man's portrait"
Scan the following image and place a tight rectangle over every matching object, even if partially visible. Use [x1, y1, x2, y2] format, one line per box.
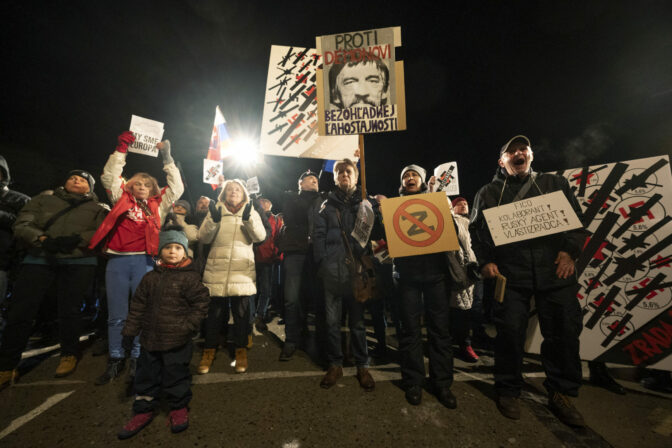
[316, 26, 406, 136]
[259, 45, 357, 160]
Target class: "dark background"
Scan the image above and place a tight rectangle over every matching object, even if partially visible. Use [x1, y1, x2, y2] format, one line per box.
[2, 0, 671, 208]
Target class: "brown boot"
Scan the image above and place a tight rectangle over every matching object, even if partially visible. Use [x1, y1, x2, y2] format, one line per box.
[54, 355, 78, 378]
[235, 348, 248, 373]
[198, 348, 216, 374]
[356, 367, 375, 391]
[0, 370, 18, 391]
[246, 334, 253, 350]
[320, 365, 343, 389]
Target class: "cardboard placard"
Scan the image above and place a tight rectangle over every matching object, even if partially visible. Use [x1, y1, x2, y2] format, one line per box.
[246, 176, 260, 195]
[259, 45, 358, 159]
[316, 26, 406, 136]
[129, 115, 164, 157]
[203, 159, 223, 185]
[433, 162, 460, 196]
[380, 192, 459, 258]
[482, 191, 583, 246]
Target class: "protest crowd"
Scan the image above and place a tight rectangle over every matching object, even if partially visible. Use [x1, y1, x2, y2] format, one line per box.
[0, 132, 670, 440]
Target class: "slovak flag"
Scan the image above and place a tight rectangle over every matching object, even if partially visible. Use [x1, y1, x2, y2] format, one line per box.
[207, 106, 232, 162]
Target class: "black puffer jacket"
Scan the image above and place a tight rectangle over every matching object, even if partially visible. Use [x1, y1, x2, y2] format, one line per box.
[123, 259, 210, 351]
[277, 190, 324, 255]
[469, 168, 587, 290]
[0, 156, 30, 270]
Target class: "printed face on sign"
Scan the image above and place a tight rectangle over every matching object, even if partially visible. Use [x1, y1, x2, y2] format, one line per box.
[332, 61, 389, 109]
[499, 142, 534, 177]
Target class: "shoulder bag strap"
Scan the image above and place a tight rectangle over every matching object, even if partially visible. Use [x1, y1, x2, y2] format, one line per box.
[43, 198, 91, 232]
[511, 172, 538, 202]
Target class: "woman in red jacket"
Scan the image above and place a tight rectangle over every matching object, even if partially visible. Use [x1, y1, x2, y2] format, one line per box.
[89, 131, 184, 385]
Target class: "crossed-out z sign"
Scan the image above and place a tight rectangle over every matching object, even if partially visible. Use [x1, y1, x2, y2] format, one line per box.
[380, 192, 459, 258]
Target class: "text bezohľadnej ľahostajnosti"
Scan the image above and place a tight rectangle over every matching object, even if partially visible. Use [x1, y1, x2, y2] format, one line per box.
[324, 104, 398, 135]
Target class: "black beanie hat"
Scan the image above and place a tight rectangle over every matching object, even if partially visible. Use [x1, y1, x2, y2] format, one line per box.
[67, 170, 95, 191]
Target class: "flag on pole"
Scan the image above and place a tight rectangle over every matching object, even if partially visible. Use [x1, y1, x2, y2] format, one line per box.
[206, 106, 231, 189]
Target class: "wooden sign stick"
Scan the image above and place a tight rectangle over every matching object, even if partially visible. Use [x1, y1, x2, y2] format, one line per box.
[359, 134, 367, 199]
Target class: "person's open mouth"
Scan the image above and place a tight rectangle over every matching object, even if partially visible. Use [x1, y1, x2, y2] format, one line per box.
[513, 157, 526, 166]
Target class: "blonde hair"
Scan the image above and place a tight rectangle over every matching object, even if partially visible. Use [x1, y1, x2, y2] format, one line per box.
[218, 179, 249, 205]
[124, 172, 160, 197]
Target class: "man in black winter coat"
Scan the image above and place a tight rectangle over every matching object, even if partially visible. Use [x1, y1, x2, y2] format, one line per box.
[276, 170, 324, 361]
[0, 156, 30, 303]
[470, 135, 587, 427]
[313, 159, 382, 391]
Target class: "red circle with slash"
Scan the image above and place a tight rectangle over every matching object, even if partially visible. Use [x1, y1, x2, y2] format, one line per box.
[392, 198, 445, 247]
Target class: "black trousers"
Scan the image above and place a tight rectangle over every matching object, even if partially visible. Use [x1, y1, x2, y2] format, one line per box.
[493, 284, 582, 397]
[203, 296, 250, 349]
[397, 278, 453, 390]
[0, 263, 96, 370]
[132, 342, 193, 413]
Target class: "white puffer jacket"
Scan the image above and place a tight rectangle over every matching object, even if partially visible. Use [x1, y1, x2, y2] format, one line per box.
[199, 181, 266, 297]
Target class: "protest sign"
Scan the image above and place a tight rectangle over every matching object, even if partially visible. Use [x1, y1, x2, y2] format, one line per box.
[380, 192, 459, 258]
[259, 45, 357, 160]
[246, 176, 260, 195]
[129, 115, 164, 157]
[203, 159, 223, 185]
[522, 156, 672, 370]
[315, 26, 406, 136]
[482, 191, 583, 246]
[351, 199, 374, 247]
[433, 162, 460, 196]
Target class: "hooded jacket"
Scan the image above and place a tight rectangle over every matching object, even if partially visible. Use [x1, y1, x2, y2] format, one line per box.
[469, 167, 586, 290]
[198, 180, 267, 297]
[13, 187, 107, 259]
[0, 156, 30, 269]
[122, 259, 210, 351]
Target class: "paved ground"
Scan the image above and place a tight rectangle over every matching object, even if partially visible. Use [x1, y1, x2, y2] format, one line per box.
[0, 321, 671, 448]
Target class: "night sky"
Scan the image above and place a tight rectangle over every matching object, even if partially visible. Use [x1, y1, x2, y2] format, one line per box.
[2, 1, 671, 209]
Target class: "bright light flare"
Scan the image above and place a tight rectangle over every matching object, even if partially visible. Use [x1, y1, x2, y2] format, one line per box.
[229, 138, 260, 165]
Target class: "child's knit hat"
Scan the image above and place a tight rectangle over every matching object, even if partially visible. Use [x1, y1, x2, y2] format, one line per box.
[159, 225, 189, 254]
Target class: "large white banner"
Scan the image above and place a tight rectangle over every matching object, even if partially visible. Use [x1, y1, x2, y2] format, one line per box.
[524, 156, 672, 370]
[259, 45, 357, 160]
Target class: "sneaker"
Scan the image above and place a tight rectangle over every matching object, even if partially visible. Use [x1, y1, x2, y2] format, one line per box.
[278, 343, 296, 362]
[95, 358, 125, 386]
[54, 355, 78, 378]
[405, 385, 422, 405]
[496, 395, 521, 420]
[320, 365, 343, 389]
[168, 408, 189, 433]
[117, 412, 154, 439]
[460, 345, 479, 363]
[356, 367, 375, 392]
[0, 370, 18, 391]
[198, 349, 216, 374]
[548, 391, 585, 427]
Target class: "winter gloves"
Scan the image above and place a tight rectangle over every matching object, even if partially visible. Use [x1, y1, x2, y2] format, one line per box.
[41, 235, 82, 253]
[158, 140, 174, 165]
[242, 203, 252, 221]
[208, 200, 222, 223]
[116, 131, 136, 153]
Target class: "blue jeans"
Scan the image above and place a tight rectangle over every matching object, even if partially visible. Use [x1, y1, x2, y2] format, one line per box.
[106, 254, 153, 358]
[320, 262, 369, 368]
[253, 263, 273, 322]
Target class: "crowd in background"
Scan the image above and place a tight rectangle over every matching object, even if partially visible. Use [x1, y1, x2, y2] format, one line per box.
[0, 132, 670, 438]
